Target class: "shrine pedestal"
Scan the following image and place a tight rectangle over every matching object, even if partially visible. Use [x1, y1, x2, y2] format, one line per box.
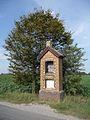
[39, 90, 64, 101]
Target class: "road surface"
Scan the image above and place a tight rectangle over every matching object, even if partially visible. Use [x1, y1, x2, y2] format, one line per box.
[0, 104, 63, 120]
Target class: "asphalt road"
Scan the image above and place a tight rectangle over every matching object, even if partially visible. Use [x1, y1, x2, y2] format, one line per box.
[0, 104, 62, 120]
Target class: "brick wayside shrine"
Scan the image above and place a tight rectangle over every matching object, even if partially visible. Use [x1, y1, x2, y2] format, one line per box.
[39, 41, 64, 101]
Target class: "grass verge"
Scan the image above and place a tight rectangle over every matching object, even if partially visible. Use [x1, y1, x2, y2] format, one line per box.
[49, 96, 90, 119]
[0, 92, 39, 104]
[0, 92, 90, 119]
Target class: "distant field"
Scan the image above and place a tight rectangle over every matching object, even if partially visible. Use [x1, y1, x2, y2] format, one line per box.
[0, 74, 14, 84]
[81, 75, 90, 95]
[0, 74, 32, 93]
[0, 74, 15, 93]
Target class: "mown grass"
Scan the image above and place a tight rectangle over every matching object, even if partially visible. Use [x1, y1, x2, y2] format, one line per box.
[0, 74, 90, 119]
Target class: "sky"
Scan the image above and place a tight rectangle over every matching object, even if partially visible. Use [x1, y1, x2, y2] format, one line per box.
[0, 0, 90, 73]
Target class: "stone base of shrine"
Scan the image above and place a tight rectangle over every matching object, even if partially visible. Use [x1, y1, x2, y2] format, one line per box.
[39, 90, 64, 101]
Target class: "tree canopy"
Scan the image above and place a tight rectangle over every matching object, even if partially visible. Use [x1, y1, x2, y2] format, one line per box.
[4, 9, 86, 95]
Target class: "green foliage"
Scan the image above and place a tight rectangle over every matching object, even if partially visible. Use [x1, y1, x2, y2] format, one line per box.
[88, 72, 90, 75]
[0, 74, 32, 93]
[81, 75, 90, 95]
[63, 74, 88, 96]
[63, 44, 85, 74]
[62, 44, 87, 95]
[4, 9, 86, 94]
[50, 96, 90, 119]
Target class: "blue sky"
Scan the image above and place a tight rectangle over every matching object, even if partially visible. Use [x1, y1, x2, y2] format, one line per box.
[0, 0, 90, 73]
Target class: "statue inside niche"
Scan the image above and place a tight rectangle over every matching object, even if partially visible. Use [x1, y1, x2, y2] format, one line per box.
[47, 64, 54, 73]
[46, 61, 54, 73]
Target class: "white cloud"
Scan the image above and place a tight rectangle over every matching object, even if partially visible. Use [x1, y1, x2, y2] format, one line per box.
[0, 54, 7, 60]
[51, 11, 56, 17]
[0, 47, 9, 73]
[74, 22, 85, 36]
[0, 48, 7, 60]
[83, 36, 88, 40]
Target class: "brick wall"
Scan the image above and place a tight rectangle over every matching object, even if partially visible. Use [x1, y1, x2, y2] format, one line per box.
[40, 51, 63, 91]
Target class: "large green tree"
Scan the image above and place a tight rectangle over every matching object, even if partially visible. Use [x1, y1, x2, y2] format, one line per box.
[4, 9, 86, 94]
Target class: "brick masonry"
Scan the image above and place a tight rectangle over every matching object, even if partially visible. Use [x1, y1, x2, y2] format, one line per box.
[39, 90, 64, 101]
[39, 45, 64, 101]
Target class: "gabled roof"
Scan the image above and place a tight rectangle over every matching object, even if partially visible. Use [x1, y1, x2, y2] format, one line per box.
[39, 46, 64, 59]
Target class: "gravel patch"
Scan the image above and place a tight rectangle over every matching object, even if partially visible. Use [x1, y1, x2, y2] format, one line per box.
[0, 102, 84, 120]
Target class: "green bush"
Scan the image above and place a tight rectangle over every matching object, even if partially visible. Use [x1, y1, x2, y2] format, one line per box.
[63, 74, 88, 96]
[0, 74, 40, 94]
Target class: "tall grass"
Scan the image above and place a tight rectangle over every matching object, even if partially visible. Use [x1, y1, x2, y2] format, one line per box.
[0, 92, 38, 103]
[49, 95, 90, 119]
